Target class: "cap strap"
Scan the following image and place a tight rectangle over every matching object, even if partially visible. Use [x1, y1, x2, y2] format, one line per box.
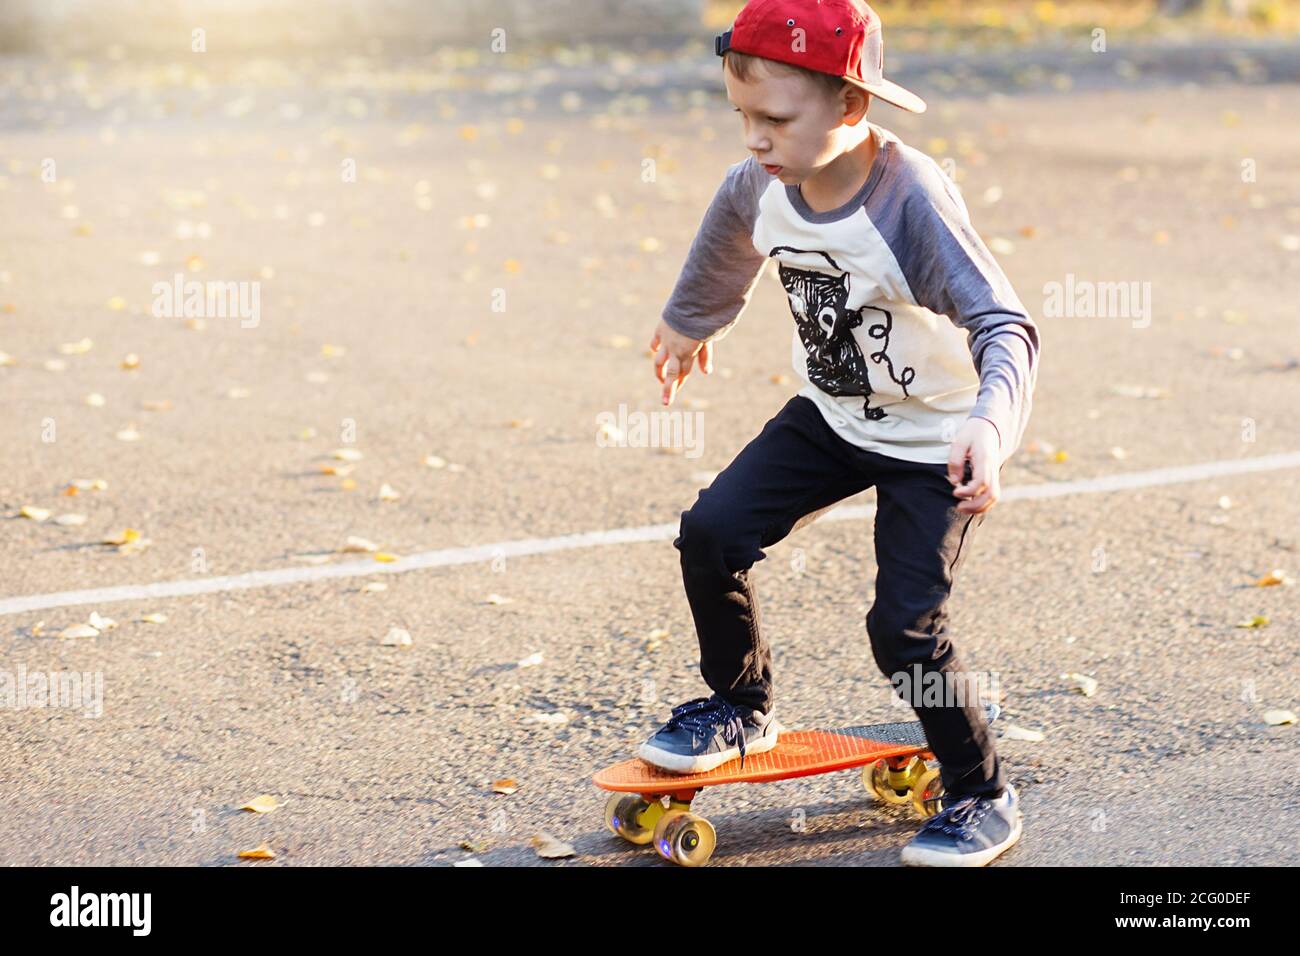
[714, 29, 733, 57]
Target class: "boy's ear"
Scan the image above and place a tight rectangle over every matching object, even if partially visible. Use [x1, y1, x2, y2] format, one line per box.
[842, 86, 871, 126]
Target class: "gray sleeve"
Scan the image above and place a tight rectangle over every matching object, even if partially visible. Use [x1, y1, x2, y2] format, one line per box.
[870, 156, 1040, 459]
[660, 156, 772, 341]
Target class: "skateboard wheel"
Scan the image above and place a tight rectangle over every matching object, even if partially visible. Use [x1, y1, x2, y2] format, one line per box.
[604, 793, 657, 845]
[911, 767, 944, 818]
[863, 757, 923, 805]
[653, 811, 716, 867]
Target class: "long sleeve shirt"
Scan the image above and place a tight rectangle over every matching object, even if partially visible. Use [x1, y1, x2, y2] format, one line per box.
[661, 122, 1040, 466]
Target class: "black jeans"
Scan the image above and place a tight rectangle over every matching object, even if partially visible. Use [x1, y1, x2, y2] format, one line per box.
[673, 394, 1005, 800]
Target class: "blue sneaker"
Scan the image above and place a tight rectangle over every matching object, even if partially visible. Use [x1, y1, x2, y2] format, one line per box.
[899, 784, 1023, 867]
[638, 694, 779, 774]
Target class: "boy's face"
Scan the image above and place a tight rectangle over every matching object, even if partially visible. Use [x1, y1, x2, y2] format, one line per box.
[723, 61, 865, 185]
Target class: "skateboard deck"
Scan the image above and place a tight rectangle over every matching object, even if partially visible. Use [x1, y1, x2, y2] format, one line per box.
[595, 702, 999, 866]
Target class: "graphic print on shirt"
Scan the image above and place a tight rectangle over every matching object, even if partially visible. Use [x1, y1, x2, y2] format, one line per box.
[771, 246, 916, 421]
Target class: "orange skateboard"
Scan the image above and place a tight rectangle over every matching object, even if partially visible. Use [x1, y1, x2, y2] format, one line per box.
[595, 703, 1000, 866]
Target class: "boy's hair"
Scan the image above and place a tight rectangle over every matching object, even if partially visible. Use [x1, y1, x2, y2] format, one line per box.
[722, 49, 854, 102]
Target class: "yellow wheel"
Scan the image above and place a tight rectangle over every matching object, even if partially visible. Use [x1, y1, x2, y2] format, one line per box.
[653, 811, 717, 867]
[862, 756, 925, 805]
[911, 766, 945, 818]
[604, 793, 661, 845]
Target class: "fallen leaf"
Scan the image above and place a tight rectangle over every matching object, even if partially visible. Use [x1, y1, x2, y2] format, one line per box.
[140, 612, 168, 624]
[1235, 615, 1269, 629]
[517, 652, 544, 668]
[103, 528, 141, 546]
[381, 627, 412, 646]
[361, 581, 387, 593]
[58, 337, 94, 355]
[523, 712, 568, 726]
[59, 624, 100, 639]
[237, 844, 276, 860]
[530, 833, 575, 859]
[1255, 570, 1291, 587]
[373, 551, 397, 563]
[484, 593, 512, 605]
[20, 505, 51, 521]
[120, 353, 140, 370]
[115, 424, 142, 442]
[1061, 672, 1098, 697]
[378, 483, 401, 501]
[332, 448, 363, 462]
[87, 611, 117, 631]
[239, 795, 279, 813]
[342, 536, 377, 553]
[1001, 725, 1045, 742]
[54, 513, 87, 526]
[1111, 384, 1168, 400]
[83, 392, 106, 407]
[492, 779, 519, 795]
[1263, 710, 1296, 726]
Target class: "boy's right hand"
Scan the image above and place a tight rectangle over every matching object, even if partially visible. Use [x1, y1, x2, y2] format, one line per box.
[649, 320, 714, 407]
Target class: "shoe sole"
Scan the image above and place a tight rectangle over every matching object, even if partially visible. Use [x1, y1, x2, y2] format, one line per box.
[899, 810, 1023, 868]
[638, 725, 780, 774]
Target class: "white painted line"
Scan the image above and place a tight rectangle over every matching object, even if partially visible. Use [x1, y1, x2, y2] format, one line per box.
[3, 450, 1298, 618]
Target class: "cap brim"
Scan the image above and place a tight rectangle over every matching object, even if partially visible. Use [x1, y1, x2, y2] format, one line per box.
[845, 76, 927, 114]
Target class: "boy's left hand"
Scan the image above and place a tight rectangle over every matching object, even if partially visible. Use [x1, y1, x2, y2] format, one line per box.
[947, 418, 1001, 515]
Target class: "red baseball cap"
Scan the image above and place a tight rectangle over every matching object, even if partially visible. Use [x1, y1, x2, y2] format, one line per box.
[716, 0, 926, 114]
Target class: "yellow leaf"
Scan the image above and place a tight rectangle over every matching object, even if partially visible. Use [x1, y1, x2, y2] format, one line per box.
[140, 612, 168, 624]
[239, 795, 279, 813]
[340, 478, 357, 491]
[237, 844, 276, 860]
[103, 528, 141, 545]
[20, 505, 51, 521]
[1235, 615, 1269, 629]
[373, 551, 397, 563]
[1263, 709, 1296, 726]
[1255, 570, 1290, 587]
[120, 353, 140, 369]
[492, 779, 519, 795]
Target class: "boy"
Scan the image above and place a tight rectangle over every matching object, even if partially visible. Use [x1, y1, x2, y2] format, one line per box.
[641, 0, 1040, 867]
